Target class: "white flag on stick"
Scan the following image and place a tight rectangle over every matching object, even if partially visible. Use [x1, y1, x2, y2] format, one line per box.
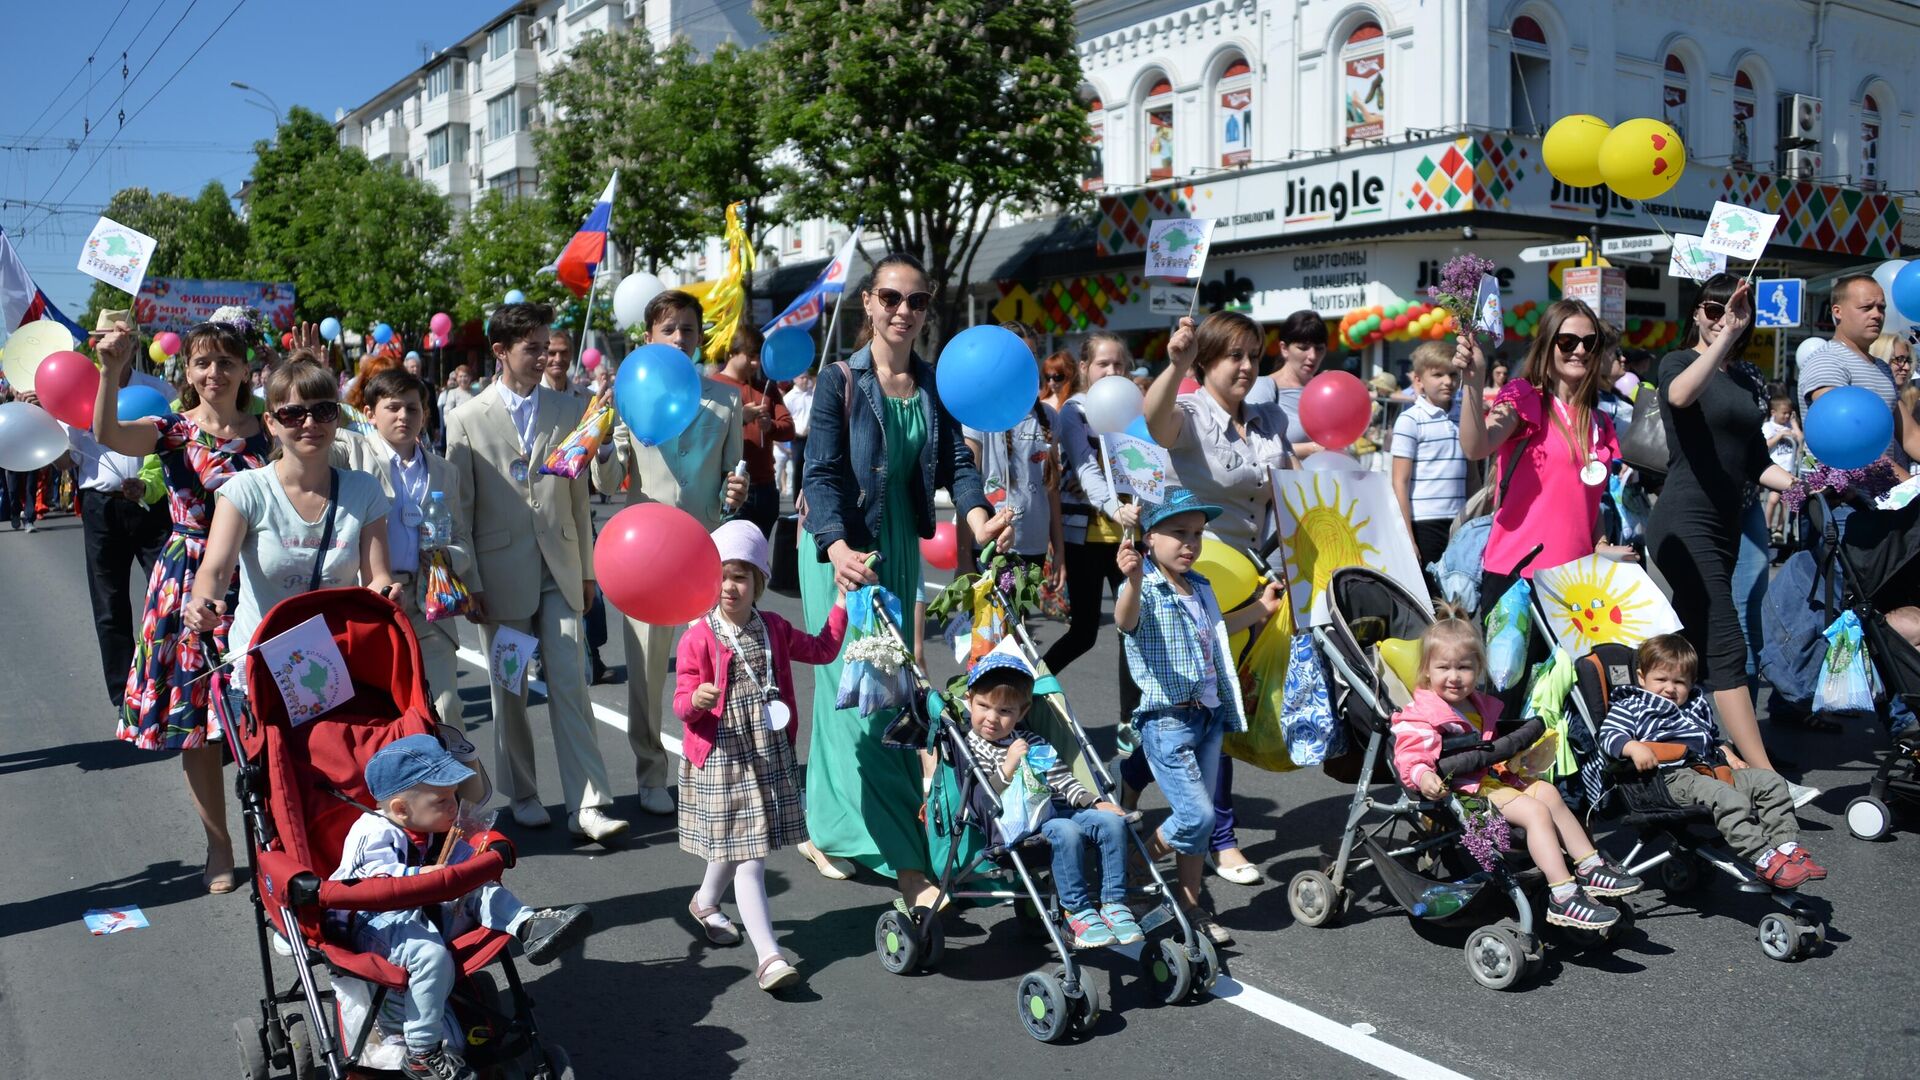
[76, 216, 157, 297]
[1145, 218, 1216, 280]
[489, 626, 539, 695]
[256, 614, 352, 725]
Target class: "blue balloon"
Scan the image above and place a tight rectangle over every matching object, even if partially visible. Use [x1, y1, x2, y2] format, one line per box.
[614, 344, 702, 447]
[935, 325, 1040, 433]
[117, 385, 170, 422]
[1891, 262, 1920, 323]
[504, 289, 527, 305]
[318, 317, 342, 342]
[372, 322, 394, 345]
[1125, 415, 1152, 440]
[1805, 385, 1894, 470]
[761, 327, 815, 382]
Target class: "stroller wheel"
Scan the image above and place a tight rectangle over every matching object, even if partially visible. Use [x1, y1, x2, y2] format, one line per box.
[533, 1041, 577, 1080]
[1286, 869, 1343, 928]
[1189, 934, 1223, 997]
[1845, 794, 1892, 841]
[283, 1012, 316, 1080]
[232, 1017, 268, 1080]
[1053, 965, 1103, 1035]
[1463, 925, 1527, 991]
[1139, 937, 1194, 1004]
[1656, 852, 1703, 894]
[1758, 913, 1802, 962]
[875, 909, 923, 975]
[1016, 970, 1071, 1042]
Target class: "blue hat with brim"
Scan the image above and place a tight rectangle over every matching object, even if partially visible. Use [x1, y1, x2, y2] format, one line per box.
[366, 733, 475, 802]
[967, 645, 1036, 689]
[1140, 486, 1223, 535]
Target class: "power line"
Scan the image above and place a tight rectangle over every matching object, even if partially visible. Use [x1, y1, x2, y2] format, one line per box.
[15, 0, 135, 140]
[24, 0, 171, 146]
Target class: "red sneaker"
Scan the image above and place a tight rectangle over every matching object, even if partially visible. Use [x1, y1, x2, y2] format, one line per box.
[1788, 848, 1828, 880]
[1757, 854, 1812, 891]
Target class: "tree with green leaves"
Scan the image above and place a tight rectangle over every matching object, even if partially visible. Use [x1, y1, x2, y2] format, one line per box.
[755, 0, 1092, 339]
[81, 181, 249, 330]
[443, 190, 562, 325]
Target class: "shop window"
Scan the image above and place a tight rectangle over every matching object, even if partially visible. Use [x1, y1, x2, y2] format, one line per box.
[1342, 22, 1386, 143]
[1143, 75, 1175, 181]
[1217, 57, 1253, 166]
[1509, 16, 1549, 134]
[1662, 53, 1689, 144]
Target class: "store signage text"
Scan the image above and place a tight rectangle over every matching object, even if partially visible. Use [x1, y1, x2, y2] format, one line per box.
[1284, 170, 1387, 224]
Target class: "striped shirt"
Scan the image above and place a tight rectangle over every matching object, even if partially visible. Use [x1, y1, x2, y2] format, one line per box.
[1797, 340, 1906, 466]
[1389, 396, 1468, 522]
[1598, 685, 1719, 761]
[967, 728, 1095, 808]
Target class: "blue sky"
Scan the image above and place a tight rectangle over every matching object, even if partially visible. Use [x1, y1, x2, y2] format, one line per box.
[3, 0, 494, 315]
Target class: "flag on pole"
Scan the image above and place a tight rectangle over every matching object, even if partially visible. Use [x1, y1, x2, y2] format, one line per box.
[763, 225, 863, 333]
[549, 174, 617, 297]
[0, 225, 85, 340]
[701, 202, 755, 361]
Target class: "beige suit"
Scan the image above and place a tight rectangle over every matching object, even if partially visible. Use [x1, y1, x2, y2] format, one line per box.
[591, 377, 743, 788]
[446, 384, 612, 813]
[332, 431, 473, 732]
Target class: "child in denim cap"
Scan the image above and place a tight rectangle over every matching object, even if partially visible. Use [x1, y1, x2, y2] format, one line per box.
[331, 735, 591, 1080]
[1114, 487, 1282, 943]
[965, 646, 1141, 948]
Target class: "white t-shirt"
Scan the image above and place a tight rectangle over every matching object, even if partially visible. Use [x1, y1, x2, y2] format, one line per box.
[1172, 589, 1221, 708]
[1762, 419, 1800, 474]
[218, 467, 390, 657]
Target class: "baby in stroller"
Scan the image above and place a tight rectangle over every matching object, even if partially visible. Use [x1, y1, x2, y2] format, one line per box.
[1390, 610, 1642, 931]
[331, 735, 591, 1080]
[964, 650, 1142, 949]
[1600, 634, 1828, 890]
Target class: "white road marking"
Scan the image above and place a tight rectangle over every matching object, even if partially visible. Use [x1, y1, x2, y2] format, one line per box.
[451, 645, 1474, 1080]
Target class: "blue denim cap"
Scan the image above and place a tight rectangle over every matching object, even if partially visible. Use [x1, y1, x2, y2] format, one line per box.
[967, 648, 1035, 688]
[1139, 486, 1223, 534]
[365, 733, 475, 801]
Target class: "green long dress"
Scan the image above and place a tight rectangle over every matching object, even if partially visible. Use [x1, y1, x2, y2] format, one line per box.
[799, 392, 929, 879]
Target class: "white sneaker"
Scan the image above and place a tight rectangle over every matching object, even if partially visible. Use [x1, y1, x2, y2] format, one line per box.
[509, 798, 551, 829]
[637, 786, 675, 816]
[1787, 782, 1822, 810]
[569, 806, 630, 843]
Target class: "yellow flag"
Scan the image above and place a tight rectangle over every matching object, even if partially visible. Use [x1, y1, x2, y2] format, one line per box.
[701, 202, 755, 363]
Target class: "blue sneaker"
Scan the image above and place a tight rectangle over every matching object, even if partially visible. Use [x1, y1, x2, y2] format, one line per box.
[1066, 907, 1116, 948]
[1100, 902, 1144, 945]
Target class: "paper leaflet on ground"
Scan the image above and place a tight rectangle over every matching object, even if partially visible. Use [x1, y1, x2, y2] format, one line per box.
[255, 613, 352, 725]
[1529, 555, 1682, 655]
[1667, 235, 1726, 283]
[76, 216, 157, 297]
[1101, 431, 1172, 505]
[489, 626, 539, 695]
[1274, 469, 1429, 627]
[1144, 217, 1216, 280]
[1699, 201, 1782, 262]
[83, 906, 150, 934]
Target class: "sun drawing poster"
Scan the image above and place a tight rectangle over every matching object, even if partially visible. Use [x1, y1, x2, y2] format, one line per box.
[1530, 556, 1682, 654]
[1270, 469, 1429, 626]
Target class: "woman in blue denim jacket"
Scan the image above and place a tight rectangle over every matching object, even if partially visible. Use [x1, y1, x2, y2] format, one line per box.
[794, 252, 1009, 915]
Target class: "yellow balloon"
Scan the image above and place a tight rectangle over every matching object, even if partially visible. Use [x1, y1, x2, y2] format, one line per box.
[1597, 117, 1685, 201]
[1, 319, 75, 394]
[1379, 637, 1425, 695]
[149, 339, 168, 364]
[1542, 114, 1612, 188]
[1193, 530, 1262, 612]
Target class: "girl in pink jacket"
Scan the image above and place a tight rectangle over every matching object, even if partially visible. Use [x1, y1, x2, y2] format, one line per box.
[1388, 611, 1640, 931]
[674, 520, 847, 992]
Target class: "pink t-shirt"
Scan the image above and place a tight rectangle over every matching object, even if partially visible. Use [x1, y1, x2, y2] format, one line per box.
[1481, 380, 1618, 577]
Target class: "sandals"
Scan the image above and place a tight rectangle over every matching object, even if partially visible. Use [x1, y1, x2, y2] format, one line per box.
[687, 899, 741, 946]
[1207, 853, 1266, 887]
[205, 846, 237, 895]
[756, 954, 802, 992]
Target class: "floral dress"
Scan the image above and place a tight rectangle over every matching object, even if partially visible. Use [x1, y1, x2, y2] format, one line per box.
[118, 413, 271, 750]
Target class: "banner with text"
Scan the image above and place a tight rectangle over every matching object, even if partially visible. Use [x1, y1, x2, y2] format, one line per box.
[135, 278, 296, 336]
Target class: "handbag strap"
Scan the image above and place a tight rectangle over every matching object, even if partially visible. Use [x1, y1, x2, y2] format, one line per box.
[308, 468, 340, 593]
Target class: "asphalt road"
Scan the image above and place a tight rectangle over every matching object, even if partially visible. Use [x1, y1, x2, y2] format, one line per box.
[3, 503, 1918, 1079]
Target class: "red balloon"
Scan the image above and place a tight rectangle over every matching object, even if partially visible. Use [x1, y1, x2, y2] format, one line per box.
[1178, 377, 1201, 396]
[594, 503, 722, 624]
[920, 521, 958, 571]
[36, 350, 100, 428]
[1299, 370, 1372, 450]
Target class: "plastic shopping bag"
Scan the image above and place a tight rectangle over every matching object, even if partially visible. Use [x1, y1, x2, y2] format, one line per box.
[992, 755, 1055, 845]
[420, 549, 472, 623]
[1279, 630, 1344, 767]
[1814, 611, 1880, 715]
[1484, 578, 1533, 691]
[836, 585, 914, 716]
[1224, 606, 1300, 772]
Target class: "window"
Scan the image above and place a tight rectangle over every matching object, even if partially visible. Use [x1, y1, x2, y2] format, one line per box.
[1508, 16, 1550, 134]
[488, 92, 518, 140]
[1662, 53, 1689, 144]
[1082, 94, 1105, 190]
[1143, 75, 1174, 181]
[542, 18, 558, 52]
[1342, 22, 1386, 143]
[488, 19, 519, 60]
[567, 0, 592, 11]
[1861, 92, 1882, 188]
[1217, 57, 1253, 166]
[1732, 70, 1756, 167]
[455, 125, 468, 162]
[428, 127, 450, 169]
[426, 63, 462, 99]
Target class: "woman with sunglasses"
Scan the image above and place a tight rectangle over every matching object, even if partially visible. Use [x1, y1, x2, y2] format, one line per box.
[1040, 350, 1077, 410]
[93, 319, 275, 894]
[1647, 275, 1802, 782]
[796, 253, 1010, 911]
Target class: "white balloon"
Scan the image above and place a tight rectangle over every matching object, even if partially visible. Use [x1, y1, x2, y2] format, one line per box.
[1, 320, 75, 395]
[612, 271, 669, 330]
[1301, 450, 1366, 472]
[0, 401, 72, 471]
[1872, 260, 1911, 335]
[1083, 374, 1144, 434]
[1795, 336, 1827, 365]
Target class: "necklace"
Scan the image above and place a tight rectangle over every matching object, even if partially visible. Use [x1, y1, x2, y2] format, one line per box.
[1548, 395, 1606, 487]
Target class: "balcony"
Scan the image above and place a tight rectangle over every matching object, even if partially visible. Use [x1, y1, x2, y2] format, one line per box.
[366, 122, 409, 164]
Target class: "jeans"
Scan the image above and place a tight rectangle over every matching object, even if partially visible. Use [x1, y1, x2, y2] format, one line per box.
[5, 469, 39, 525]
[1731, 500, 1770, 695]
[1039, 804, 1129, 911]
[352, 882, 529, 1053]
[1119, 742, 1238, 852]
[1135, 705, 1226, 855]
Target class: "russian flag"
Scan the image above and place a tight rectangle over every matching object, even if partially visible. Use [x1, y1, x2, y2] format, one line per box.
[0, 225, 85, 340]
[551, 174, 617, 297]
[763, 225, 864, 333]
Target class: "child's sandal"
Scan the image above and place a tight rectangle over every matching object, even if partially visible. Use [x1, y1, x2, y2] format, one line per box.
[688, 900, 741, 946]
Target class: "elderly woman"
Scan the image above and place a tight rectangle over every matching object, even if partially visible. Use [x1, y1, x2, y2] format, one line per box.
[795, 252, 1010, 918]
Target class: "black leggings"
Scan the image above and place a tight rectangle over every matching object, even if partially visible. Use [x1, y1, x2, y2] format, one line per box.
[1043, 539, 1141, 723]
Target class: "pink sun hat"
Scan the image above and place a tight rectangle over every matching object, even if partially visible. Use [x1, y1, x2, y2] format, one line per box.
[711, 519, 771, 580]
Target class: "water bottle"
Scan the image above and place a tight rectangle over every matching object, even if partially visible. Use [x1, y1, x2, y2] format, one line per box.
[1409, 873, 1488, 918]
[422, 491, 451, 551]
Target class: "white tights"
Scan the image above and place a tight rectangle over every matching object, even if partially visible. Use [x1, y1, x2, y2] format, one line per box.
[695, 857, 779, 963]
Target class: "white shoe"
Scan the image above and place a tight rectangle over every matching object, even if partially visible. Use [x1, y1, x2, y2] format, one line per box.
[637, 786, 676, 816]
[797, 840, 856, 880]
[1787, 782, 1822, 810]
[1207, 853, 1266, 886]
[569, 806, 630, 843]
[510, 798, 551, 829]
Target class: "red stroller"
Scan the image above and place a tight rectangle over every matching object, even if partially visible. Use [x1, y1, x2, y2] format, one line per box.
[218, 588, 573, 1079]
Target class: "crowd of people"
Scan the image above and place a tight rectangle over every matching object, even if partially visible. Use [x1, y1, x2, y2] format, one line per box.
[13, 257, 1920, 1076]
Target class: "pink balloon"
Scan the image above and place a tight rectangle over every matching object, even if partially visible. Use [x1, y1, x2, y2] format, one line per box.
[919, 520, 958, 571]
[1299, 371, 1372, 450]
[35, 350, 100, 428]
[594, 503, 722, 624]
[430, 311, 453, 336]
[1178, 377, 1201, 396]
[581, 348, 603, 371]
[155, 331, 182, 357]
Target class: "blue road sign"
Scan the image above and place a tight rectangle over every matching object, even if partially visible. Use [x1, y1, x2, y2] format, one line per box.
[1755, 278, 1804, 328]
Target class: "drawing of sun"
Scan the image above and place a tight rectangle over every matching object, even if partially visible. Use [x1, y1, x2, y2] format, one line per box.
[1276, 474, 1382, 614]
[1535, 558, 1665, 650]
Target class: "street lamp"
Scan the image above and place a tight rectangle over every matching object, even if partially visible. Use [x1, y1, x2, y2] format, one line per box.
[230, 81, 283, 127]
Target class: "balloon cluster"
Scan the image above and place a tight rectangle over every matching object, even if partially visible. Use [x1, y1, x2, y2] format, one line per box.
[1543, 114, 1685, 203]
[1618, 318, 1681, 351]
[1338, 301, 1455, 350]
[1500, 300, 1542, 339]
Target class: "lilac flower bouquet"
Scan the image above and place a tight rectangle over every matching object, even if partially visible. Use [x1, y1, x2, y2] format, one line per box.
[1782, 460, 1899, 514]
[1457, 795, 1513, 873]
[1426, 253, 1499, 329]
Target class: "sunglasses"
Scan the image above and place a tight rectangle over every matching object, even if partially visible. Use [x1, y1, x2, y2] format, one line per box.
[1553, 333, 1599, 355]
[1044, 373, 1071, 384]
[1699, 302, 1727, 322]
[271, 400, 341, 427]
[873, 288, 933, 313]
